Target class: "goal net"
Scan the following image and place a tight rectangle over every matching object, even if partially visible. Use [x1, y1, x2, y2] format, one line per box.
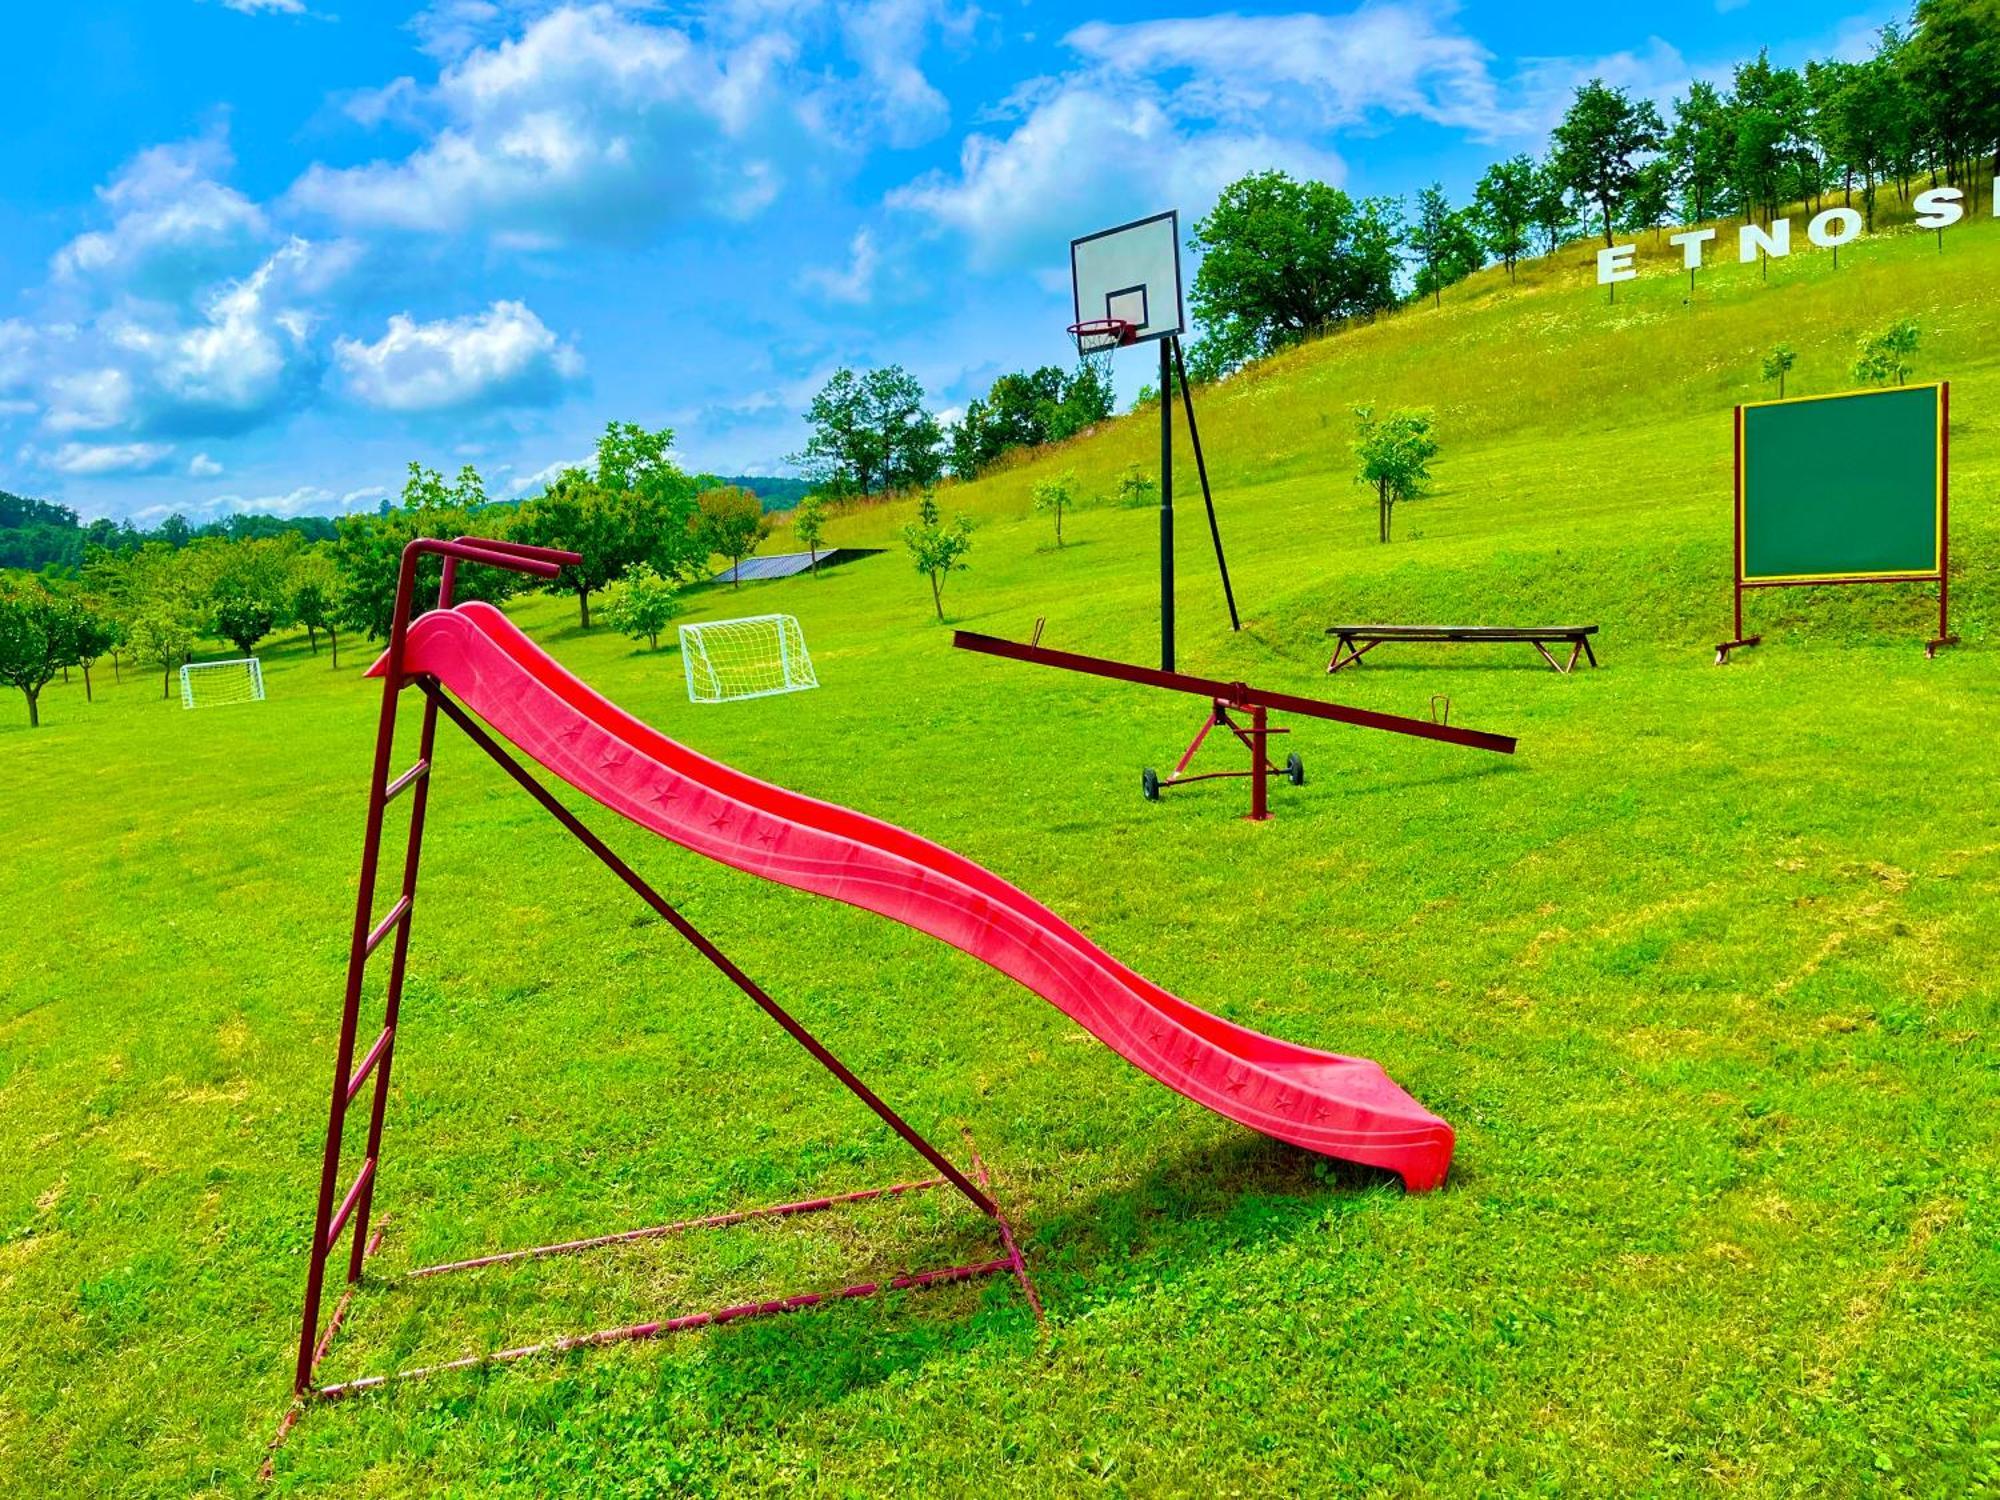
[180, 657, 267, 710]
[679, 615, 818, 704]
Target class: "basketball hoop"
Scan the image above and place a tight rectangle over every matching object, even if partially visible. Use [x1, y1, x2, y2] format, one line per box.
[1068, 317, 1138, 356]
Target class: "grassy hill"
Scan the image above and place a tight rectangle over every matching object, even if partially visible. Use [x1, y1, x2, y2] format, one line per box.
[2, 209, 1996, 1496]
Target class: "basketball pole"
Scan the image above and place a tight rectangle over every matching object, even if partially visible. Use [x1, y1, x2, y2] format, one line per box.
[1159, 335, 1176, 672]
[1172, 336, 1240, 634]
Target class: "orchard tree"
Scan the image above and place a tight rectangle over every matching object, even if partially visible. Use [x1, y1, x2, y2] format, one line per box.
[1552, 80, 1666, 245]
[602, 564, 681, 649]
[793, 366, 944, 499]
[1188, 170, 1402, 374]
[1352, 405, 1440, 543]
[1116, 464, 1158, 508]
[0, 580, 83, 727]
[900, 491, 973, 621]
[512, 422, 704, 627]
[128, 606, 196, 698]
[1854, 318, 1919, 386]
[70, 605, 117, 702]
[1761, 344, 1798, 397]
[1472, 155, 1537, 278]
[696, 485, 772, 587]
[1031, 469, 1078, 548]
[201, 537, 293, 654]
[792, 493, 829, 575]
[290, 548, 340, 662]
[329, 461, 515, 641]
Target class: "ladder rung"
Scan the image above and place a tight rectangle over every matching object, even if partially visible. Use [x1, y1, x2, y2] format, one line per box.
[324, 1158, 376, 1254]
[363, 895, 413, 957]
[383, 759, 430, 804]
[345, 1025, 394, 1106]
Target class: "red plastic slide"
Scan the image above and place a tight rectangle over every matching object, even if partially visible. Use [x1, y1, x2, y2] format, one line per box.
[373, 603, 1455, 1190]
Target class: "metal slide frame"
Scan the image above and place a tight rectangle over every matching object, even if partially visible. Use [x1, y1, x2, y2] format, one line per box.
[277, 538, 1036, 1463]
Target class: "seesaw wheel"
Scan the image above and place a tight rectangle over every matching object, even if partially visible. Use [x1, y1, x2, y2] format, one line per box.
[1141, 767, 1161, 802]
[1286, 752, 1305, 787]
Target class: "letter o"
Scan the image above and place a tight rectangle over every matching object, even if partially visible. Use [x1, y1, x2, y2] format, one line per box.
[1808, 208, 1863, 248]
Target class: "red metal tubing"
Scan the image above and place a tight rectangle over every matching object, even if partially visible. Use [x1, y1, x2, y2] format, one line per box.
[344, 1025, 394, 1106]
[324, 1159, 376, 1253]
[407, 1178, 950, 1279]
[451, 534, 582, 568]
[953, 631, 1516, 755]
[361, 895, 411, 957]
[383, 760, 430, 803]
[312, 1259, 1013, 1402]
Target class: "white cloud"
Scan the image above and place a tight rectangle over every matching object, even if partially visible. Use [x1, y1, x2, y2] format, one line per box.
[52, 134, 270, 297]
[287, 4, 795, 243]
[47, 441, 175, 476]
[342, 484, 389, 507]
[334, 299, 584, 412]
[189, 452, 224, 477]
[1509, 39, 1694, 136]
[891, 82, 1344, 268]
[87, 238, 332, 436]
[834, 0, 961, 148]
[505, 450, 595, 497]
[222, 0, 309, 12]
[800, 229, 879, 304]
[1064, 6, 1502, 135]
[44, 367, 135, 434]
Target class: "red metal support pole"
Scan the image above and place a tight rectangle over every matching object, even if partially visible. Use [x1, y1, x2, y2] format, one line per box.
[1733, 405, 1745, 647]
[1936, 381, 1952, 653]
[1247, 704, 1269, 822]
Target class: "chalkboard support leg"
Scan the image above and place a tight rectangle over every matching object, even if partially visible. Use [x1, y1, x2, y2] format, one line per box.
[1714, 635, 1761, 666]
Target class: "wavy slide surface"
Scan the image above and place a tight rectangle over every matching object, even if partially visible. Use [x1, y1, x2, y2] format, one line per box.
[374, 603, 1455, 1189]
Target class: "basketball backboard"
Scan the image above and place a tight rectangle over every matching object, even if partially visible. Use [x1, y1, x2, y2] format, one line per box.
[1070, 210, 1184, 347]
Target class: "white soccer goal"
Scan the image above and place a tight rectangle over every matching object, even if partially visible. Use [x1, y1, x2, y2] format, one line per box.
[180, 656, 267, 710]
[679, 615, 818, 704]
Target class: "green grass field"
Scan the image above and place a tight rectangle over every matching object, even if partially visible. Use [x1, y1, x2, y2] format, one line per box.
[4, 212, 1998, 1496]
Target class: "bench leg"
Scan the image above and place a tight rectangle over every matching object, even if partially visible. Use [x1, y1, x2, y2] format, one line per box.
[1325, 637, 1379, 674]
[1531, 640, 1567, 673]
[1581, 638, 1598, 668]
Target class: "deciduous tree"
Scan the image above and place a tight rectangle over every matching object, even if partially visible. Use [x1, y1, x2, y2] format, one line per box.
[1472, 156, 1536, 278]
[792, 493, 829, 575]
[901, 491, 973, 621]
[1553, 80, 1666, 245]
[1352, 406, 1440, 543]
[602, 564, 681, 649]
[696, 486, 772, 587]
[0, 580, 83, 727]
[1188, 170, 1401, 373]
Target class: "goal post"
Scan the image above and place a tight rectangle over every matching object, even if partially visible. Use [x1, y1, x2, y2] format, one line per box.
[180, 656, 267, 710]
[679, 615, 818, 704]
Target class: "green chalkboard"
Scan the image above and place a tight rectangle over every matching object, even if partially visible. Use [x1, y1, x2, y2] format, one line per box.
[1739, 384, 1943, 583]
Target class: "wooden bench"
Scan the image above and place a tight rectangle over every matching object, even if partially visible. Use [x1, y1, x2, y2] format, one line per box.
[1326, 624, 1600, 674]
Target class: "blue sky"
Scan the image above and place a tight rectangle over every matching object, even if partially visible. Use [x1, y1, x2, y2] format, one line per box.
[0, 0, 1897, 525]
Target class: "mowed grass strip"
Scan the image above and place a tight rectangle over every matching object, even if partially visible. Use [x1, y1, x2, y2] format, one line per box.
[2, 211, 1997, 1495]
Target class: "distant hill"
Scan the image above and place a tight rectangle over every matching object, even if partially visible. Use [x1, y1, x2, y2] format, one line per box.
[714, 475, 812, 512]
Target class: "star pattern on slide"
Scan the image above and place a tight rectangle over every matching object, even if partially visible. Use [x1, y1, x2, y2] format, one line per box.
[1225, 1073, 1247, 1096]
[647, 783, 680, 807]
[708, 812, 731, 833]
[755, 828, 778, 848]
